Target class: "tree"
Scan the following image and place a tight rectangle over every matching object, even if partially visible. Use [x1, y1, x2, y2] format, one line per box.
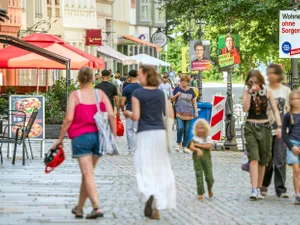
[159, 0, 295, 75]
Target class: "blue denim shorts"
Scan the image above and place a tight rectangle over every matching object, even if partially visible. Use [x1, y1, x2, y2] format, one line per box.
[71, 132, 101, 158]
[286, 140, 300, 165]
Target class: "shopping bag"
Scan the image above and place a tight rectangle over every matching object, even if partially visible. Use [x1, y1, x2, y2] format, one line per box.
[163, 92, 173, 153]
[94, 89, 118, 156]
[116, 115, 124, 136]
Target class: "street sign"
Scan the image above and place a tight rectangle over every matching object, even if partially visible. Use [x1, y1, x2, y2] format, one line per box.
[279, 10, 300, 58]
[210, 95, 226, 141]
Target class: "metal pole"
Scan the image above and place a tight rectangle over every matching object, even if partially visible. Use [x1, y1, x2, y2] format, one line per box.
[197, 71, 203, 101]
[65, 60, 71, 105]
[292, 1, 299, 90]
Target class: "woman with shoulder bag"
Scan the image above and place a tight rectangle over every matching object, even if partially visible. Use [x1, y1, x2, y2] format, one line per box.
[124, 65, 176, 220]
[242, 70, 282, 201]
[53, 67, 116, 219]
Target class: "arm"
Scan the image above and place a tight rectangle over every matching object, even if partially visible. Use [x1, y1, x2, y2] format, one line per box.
[242, 89, 252, 112]
[189, 141, 201, 152]
[192, 97, 198, 117]
[124, 97, 140, 121]
[167, 99, 174, 119]
[56, 92, 77, 146]
[282, 114, 295, 150]
[195, 143, 213, 151]
[120, 96, 126, 112]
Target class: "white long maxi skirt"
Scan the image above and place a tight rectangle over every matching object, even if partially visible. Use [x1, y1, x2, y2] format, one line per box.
[134, 129, 176, 210]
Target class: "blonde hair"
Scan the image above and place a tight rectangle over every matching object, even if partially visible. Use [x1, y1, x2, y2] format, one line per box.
[193, 119, 210, 138]
[289, 90, 300, 125]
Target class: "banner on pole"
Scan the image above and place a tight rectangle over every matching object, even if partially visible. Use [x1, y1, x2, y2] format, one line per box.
[279, 10, 300, 58]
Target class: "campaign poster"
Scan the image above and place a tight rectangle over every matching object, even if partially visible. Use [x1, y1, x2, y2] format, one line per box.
[218, 34, 241, 71]
[190, 40, 211, 71]
[279, 11, 300, 58]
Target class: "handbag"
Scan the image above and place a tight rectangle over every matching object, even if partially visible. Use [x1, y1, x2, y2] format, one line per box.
[94, 89, 118, 156]
[116, 115, 124, 136]
[163, 92, 174, 153]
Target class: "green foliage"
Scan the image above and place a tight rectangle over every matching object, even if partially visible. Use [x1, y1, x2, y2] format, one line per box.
[159, 0, 297, 79]
[0, 97, 8, 115]
[44, 78, 78, 124]
[5, 87, 16, 95]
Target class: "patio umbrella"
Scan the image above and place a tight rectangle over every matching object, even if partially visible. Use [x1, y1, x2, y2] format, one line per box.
[127, 54, 170, 67]
[0, 33, 105, 70]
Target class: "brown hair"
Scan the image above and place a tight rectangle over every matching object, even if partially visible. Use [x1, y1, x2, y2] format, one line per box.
[267, 64, 284, 82]
[180, 75, 190, 83]
[245, 70, 265, 89]
[78, 67, 93, 84]
[139, 65, 161, 87]
[289, 91, 300, 125]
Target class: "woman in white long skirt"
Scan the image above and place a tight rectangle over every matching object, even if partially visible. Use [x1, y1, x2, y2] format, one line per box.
[124, 65, 176, 220]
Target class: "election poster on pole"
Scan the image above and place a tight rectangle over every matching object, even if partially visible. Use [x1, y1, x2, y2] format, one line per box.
[279, 11, 300, 58]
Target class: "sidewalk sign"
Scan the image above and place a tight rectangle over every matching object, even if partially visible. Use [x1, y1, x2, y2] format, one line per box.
[210, 95, 226, 141]
[8, 95, 45, 157]
[279, 10, 300, 58]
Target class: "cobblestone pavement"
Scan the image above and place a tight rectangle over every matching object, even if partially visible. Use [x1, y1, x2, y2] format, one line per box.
[1, 134, 300, 225]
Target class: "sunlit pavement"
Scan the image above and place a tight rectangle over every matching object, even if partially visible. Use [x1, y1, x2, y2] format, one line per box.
[0, 133, 299, 225]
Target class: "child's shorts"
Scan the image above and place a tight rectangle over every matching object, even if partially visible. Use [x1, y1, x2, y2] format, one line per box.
[287, 140, 300, 165]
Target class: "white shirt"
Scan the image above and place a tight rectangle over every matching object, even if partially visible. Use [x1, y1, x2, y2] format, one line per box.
[193, 136, 213, 144]
[268, 84, 291, 115]
[159, 82, 172, 98]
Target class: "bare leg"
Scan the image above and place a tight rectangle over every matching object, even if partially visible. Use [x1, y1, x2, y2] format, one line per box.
[249, 160, 258, 188]
[257, 165, 266, 188]
[292, 164, 300, 195]
[77, 155, 100, 209]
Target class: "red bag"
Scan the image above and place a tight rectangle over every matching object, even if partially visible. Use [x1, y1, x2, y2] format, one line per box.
[116, 115, 124, 136]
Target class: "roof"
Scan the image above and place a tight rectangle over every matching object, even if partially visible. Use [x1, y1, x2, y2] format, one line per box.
[122, 35, 162, 52]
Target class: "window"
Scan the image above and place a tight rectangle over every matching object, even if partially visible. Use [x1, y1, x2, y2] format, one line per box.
[47, 7, 52, 18]
[55, 8, 60, 18]
[47, 0, 51, 5]
[140, 0, 151, 21]
[55, 0, 59, 5]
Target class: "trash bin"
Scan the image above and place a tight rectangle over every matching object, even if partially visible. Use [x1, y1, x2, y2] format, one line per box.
[189, 102, 212, 141]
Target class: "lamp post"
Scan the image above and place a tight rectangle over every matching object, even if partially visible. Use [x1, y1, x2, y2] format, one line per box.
[223, 22, 238, 151]
[291, 0, 299, 90]
[196, 19, 206, 102]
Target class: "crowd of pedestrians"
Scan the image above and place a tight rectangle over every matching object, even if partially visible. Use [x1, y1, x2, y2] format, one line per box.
[53, 63, 300, 220]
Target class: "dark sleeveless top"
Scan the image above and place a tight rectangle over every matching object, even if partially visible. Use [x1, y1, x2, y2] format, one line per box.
[247, 94, 268, 120]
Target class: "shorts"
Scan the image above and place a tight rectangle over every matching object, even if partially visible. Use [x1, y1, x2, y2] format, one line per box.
[244, 122, 272, 166]
[71, 132, 101, 158]
[286, 140, 300, 165]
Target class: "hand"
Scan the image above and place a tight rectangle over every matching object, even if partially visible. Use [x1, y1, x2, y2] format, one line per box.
[292, 146, 300, 156]
[276, 128, 282, 139]
[52, 139, 63, 150]
[194, 112, 199, 118]
[250, 84, 260, 93]
[116, 112, 120, 117]
[197, 149, 203, 158]
[176, 92, 181, 97]
[123, 110, 131, 119]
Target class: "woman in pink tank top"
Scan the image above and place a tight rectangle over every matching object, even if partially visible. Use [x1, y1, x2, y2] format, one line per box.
[53, 67, 116, 219]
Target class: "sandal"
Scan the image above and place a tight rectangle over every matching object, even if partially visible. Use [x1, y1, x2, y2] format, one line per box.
[144, 195, 154, 217]
[86, 208, 104, 219]
[71, 206, 83, 218]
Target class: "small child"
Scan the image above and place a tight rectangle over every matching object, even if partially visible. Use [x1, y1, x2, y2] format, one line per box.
[282, 91, 300, 205]
[188, 119, 214, 199]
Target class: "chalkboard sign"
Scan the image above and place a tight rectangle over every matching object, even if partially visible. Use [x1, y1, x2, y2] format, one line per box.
[9, 95, 45, 140]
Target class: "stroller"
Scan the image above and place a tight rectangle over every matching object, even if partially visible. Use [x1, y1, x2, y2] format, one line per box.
[241, 122, 250, 172]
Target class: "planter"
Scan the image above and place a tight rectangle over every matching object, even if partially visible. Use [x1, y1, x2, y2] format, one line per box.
[45, 124, 62, 139]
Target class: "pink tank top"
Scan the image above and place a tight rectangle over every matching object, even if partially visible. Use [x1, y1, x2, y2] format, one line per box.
[68, 90, 106, 139]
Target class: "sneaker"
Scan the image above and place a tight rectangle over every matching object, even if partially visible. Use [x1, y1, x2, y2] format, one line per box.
[295, 196, 300, 205]
[249, 188, 258, 201]
[144, 195, 154, 217]
[150, 209, 160, 220]
[257, 189, 264, 200]
[197, 195, 204, 200]
[260, 187, 268, 196]
[175, 144, 181, 152]
[279, 193, 289, 198]
[183, 147, 191, 154]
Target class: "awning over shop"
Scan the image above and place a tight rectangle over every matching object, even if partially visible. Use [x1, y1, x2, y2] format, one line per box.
[97, 45, 136, 65]
[122, 35, 162, 53]
[127, 54, 170, 67]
